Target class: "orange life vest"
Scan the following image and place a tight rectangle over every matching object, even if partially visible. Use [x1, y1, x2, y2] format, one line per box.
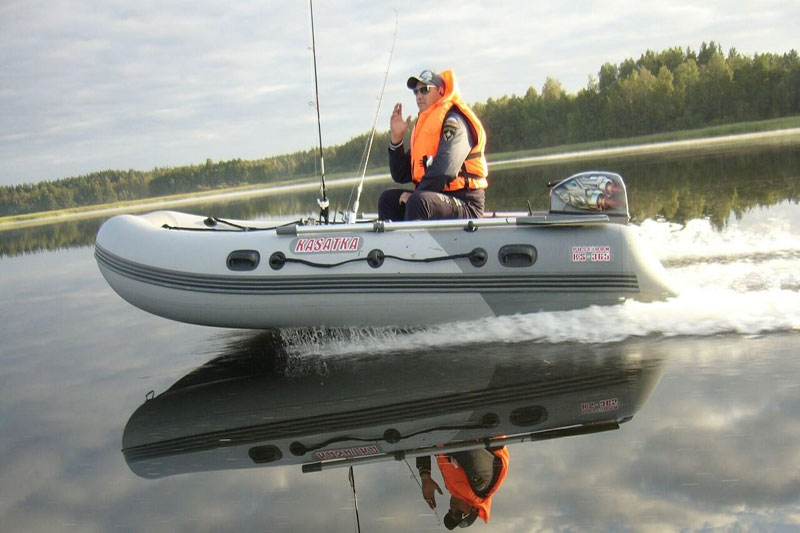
[410, 70, 488, 191]
[436, 446, 509, 523]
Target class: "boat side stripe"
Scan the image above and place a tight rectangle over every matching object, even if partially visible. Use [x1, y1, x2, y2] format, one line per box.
[95, 245, 639, 294]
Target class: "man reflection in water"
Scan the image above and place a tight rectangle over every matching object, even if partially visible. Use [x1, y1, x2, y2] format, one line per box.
[417, 446, 509, 529]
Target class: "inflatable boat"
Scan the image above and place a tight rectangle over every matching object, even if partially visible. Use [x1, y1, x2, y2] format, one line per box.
[95, 171, 675, 329]
[121, 334, 665, 477]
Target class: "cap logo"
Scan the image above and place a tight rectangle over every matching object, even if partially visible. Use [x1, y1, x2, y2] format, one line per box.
[419, 70, 434, 82]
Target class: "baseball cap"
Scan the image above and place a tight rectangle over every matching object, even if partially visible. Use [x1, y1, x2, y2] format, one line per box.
[407, 69, 444, 89]
[443, 509, 479, 529]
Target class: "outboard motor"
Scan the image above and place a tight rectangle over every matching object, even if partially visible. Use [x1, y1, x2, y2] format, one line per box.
[549, 171, 630, 223]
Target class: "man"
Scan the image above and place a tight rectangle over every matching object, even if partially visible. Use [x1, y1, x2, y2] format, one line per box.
[417, 446, 509, 529]
[378, 69, 488, 221]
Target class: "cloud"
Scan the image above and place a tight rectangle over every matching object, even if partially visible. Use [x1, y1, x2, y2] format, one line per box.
[1, 0, 798, 188]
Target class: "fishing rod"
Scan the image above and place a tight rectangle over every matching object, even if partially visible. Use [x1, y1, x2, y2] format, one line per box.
[348, 466, 362, 533]
[345, 10, 399, 224]
[403, 457, 442, 525]
[308, 0, 329, 224]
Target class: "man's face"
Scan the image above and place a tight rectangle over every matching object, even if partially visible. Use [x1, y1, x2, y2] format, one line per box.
[446, 496, 478, 528]
[414, 81, 442, 112]
[449, 496, 474, 515]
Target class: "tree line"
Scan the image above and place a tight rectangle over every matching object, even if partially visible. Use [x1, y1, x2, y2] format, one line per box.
[4, 144, 799, 258]
[476, 41, 800, 152]
[2, 41, 799, 217]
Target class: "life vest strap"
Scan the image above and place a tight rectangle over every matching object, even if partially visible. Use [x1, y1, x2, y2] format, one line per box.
[458, 169, 487, 180]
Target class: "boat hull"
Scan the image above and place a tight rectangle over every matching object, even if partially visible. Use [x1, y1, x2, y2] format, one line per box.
[95, 210, 675, 328]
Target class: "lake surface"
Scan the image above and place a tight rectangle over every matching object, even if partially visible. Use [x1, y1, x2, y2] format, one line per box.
[1, 143, 800, 532]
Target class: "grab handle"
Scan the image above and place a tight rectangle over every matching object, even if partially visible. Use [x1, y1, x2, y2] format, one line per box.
[498, 244, 537, 267]
[226, 250, 260, 271]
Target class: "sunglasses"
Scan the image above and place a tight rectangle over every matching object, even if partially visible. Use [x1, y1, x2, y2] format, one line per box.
[412, 85, 437, 96]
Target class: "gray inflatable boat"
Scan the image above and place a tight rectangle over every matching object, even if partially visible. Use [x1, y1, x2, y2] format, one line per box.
[95, 171, 676, 329]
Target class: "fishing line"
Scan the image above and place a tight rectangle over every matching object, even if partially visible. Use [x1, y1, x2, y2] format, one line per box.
[403, 458, 442, 525]
[346, 10, 399, 223]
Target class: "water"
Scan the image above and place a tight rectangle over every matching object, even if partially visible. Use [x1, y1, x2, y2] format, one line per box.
[1, 144, 800, 531]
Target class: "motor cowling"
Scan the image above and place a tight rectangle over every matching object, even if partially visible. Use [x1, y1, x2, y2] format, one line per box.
[549, 171, 630, 223]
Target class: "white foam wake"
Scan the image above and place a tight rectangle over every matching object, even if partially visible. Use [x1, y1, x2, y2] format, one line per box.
[636, 203, 800, 265]
[284, 207, 800, 356]
[287, 288, 800, 357]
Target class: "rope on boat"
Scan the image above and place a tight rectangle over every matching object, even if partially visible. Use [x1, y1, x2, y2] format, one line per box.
[289, 414, 499, 457]
[160, 217, 304, 232]
[268, 247, 488, 270]
[203, 217, 257, 230]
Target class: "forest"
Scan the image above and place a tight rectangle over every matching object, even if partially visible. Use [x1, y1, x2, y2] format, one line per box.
[4, 144, 799, 258]
[2, 41, 799, 217]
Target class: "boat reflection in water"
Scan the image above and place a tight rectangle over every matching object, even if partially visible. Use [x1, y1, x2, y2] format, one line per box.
[123, 332, 665, 485]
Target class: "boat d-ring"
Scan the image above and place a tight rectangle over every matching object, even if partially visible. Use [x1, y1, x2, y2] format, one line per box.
[289, 441, 307, 456]
[383, 428, 401, 443]
[269, 251, 286, 270]
[367, 249, 385, 268]
[469, 248, 488, 267]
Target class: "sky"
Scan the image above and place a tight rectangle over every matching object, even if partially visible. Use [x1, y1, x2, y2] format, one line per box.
[1, 0, 798, 187]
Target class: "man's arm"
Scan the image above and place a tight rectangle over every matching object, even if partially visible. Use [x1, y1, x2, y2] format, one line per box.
[388, 101, 413, 184]
[415, 455, 442, 509]
[388, 141, 412, 184]
[416, 455, 432, 476]
[416, 110, 475, 192]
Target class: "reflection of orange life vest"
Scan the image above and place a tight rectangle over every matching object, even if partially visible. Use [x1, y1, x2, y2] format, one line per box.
[410, 70, 488, 192]
[436, 447, 509, 523]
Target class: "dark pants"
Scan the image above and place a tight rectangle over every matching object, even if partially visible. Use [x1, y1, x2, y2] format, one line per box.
[378, 189, 485, 221]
